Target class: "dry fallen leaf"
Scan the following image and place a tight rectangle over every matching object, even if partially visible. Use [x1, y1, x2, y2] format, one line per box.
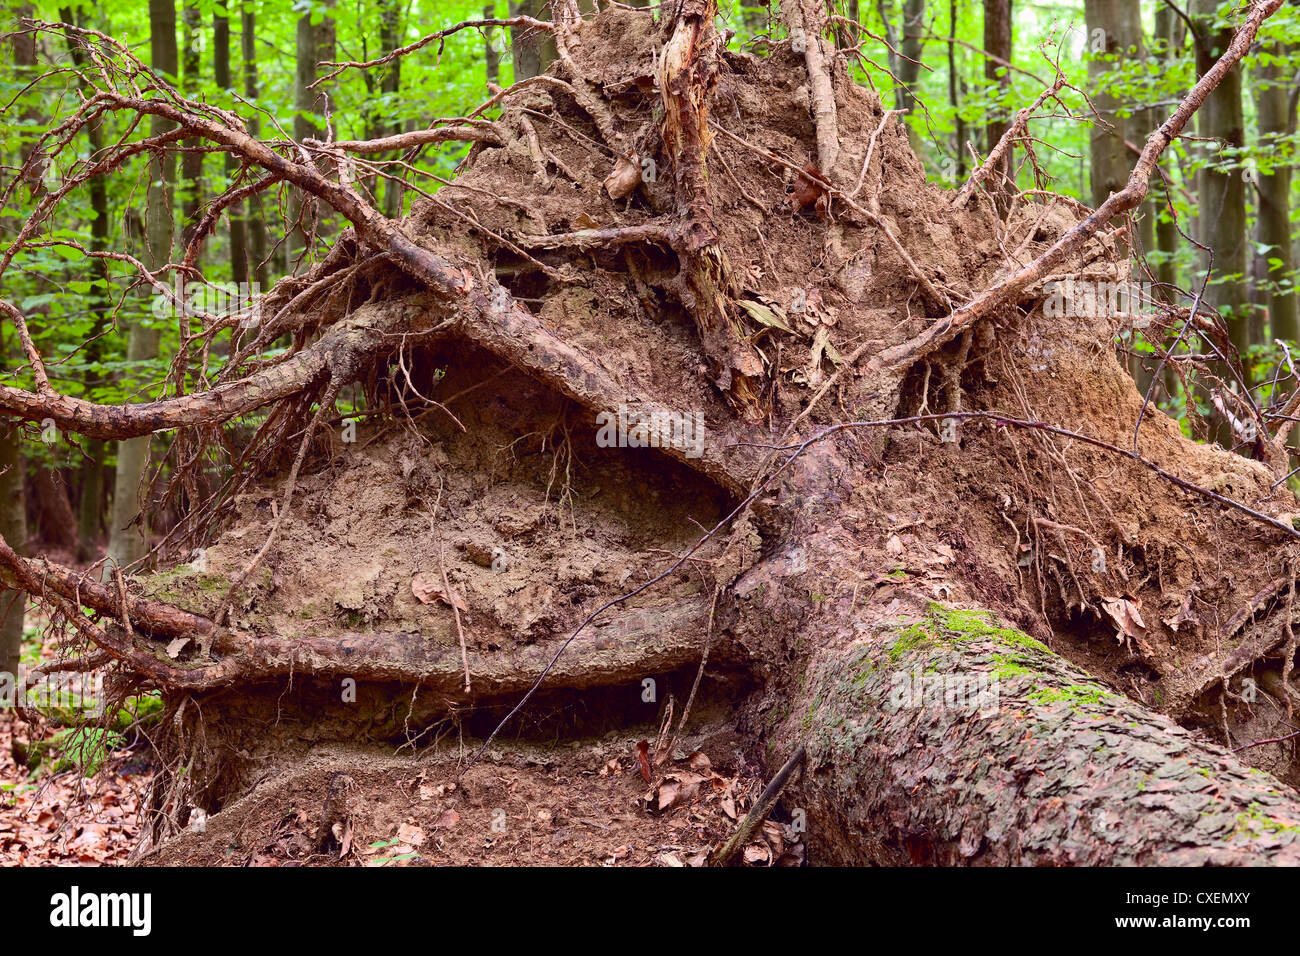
[397, 822, 427, 847]
[411, 572, 467, 611]
[776, 843, 806, 867]
[603, 153, 641, 199]
[1163, 592, 1199, 632]
[433, 809, 460, 830]
[657, 779, 681, 811]
[165, 637, 190, 659]
[762, 819, 786, 853]
[743, 842, 771, 865]
[1101, 595, 1146, 644]
[720, 791, 737, 820]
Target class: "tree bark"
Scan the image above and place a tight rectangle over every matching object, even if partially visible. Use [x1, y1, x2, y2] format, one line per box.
[982, 0, 1012, 201]
[180, 2, 203, 251]
[510, 0, 555, 81]
[241, 1, 268, 287]
[215, 7, 247, 288]
[31, 466, 76, 551]
[897, 0, 925, 152]
[0, 426, 25, 679]
[106, 0, 177, 575]
[1085, 0, 1150, 391]
[949, 0, 966, 178]
[779, 596, 1300, 864]
[1253, 40, 1297, 345]
[379, 0, 405, 220]
[485, 4, 500, 89]
[1193, 0, 1250, 361]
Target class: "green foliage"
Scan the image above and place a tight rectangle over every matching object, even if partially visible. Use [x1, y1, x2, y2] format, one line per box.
[30, 726, 125, 776]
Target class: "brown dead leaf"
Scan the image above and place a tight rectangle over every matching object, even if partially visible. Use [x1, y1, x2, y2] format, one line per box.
[1101, 595, 1146, 645]
[603, 153, 641, 199]
[720, 791, 737, 820]
[433, 808, 460, 830]
[743, 842, 771, 865]
[793, 162, 827, 213]
[411, 572, 467, 611]
[657, 779, 681, 811]
[397, 822, 426, 847]
[761, 819, 785, 856]
[776, 843, 806, 866]
[1163, 592, 1200, 632]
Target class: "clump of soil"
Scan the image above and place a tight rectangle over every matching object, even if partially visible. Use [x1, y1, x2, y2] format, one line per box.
[148, 345, 731, 657]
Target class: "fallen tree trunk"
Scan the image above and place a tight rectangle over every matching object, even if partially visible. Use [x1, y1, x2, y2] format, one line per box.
[784, 600, 1300, 864]
[5, 3, 1300, 865]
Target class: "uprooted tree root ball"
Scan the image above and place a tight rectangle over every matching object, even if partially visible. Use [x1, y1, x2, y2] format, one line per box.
[5, 0, 1300, 865]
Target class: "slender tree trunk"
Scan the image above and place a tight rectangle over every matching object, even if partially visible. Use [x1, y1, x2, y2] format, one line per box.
[510, 0, 555, 81]
[241, 2, 268, 287]
[877, 0, 904, 111]
[1085, 0, 1136, 208]
[1192, 0, 1250, 363]
[897, 0, 926, 151]
[215, 8, 247, 288]
[0, 424, 25, 679]
[290, 0, 336, 264]
[180, 2, 203, 252]
[1253, 40, 1297, 345]
[982, 0, 1012, 201]
[57, 5, 110, 559]
[1085, 0, 1150, 391]
[1151, 3, 1181, 401]
[106, 0, 177, 575]
[949, 0, 966, 178]
[0, 17, 34, 675]
[485, 4, 500, 89]
[32, 466, 76, 550]
[379, 0, 404, 220]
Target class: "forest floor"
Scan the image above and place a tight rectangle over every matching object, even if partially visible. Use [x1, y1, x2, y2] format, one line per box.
[0, 709, 146, 866]
[0, 709, 794, 866]
[141, 732, 794, 867]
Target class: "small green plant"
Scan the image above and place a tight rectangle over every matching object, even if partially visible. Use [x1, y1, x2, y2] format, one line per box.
[31, 727, 125, 777]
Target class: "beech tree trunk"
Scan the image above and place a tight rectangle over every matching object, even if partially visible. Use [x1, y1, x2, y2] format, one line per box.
[0, 425, 24, 679]
[241, 1, 268, 287]
[510, 0, 555, 81]
[31, 466, 75, 551]
[1193, 0, 1250, 359]
[1253, 39, 1297, 344]
[982, 0, 1012, 198]
[105, 0, 176, 575]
